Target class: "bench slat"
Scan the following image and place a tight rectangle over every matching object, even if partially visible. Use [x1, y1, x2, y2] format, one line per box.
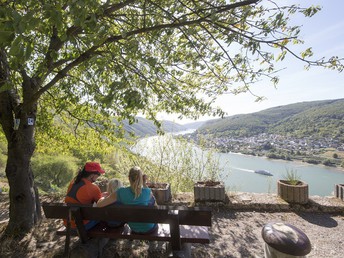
[56, 224, 210, 244]
[42, 203, 212, 226]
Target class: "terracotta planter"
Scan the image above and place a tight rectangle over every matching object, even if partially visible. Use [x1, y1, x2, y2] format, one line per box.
[147, 182, 172, 205]
[277, 180, 309, 204]
[335, 184, 344, 201]
[194, 181, 225, 202]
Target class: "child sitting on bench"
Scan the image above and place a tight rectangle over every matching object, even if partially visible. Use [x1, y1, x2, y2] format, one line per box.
[97, 166, 157, 234]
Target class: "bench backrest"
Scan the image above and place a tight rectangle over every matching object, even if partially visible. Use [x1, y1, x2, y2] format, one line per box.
[42, 202, 212, 226]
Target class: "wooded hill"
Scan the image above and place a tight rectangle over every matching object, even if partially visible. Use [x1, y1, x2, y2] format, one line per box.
[122, 117, 187, 138]
[196, 99, 344, 142]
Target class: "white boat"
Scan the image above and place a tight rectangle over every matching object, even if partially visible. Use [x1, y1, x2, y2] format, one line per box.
[254, 170, 273, 176]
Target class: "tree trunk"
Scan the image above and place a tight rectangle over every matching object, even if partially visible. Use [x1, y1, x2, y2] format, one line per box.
[0, 120, 40, 236]
[4, 115, 40, 236]
[0, 48, 40, 236]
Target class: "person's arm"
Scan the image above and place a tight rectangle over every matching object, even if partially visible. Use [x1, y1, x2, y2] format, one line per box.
[97, 192, 117, 207]
[149, 191, 158, 207]
[143, 174, 148, 188]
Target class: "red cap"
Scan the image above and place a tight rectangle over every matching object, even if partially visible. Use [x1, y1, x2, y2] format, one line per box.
[84, 162, 105, 174]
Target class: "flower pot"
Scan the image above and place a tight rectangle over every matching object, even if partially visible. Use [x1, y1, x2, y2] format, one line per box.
[277, 180, 309, 204]
[335, 184, 344, 201]
[194, 181, 225, 202]
[146, 182, 172, 205]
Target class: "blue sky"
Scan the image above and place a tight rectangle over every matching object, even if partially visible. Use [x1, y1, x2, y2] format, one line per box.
[159, 0, 344, 124]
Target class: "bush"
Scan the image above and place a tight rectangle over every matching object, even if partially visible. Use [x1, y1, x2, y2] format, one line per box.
[31, 155, 80, 192]
[303, 158, 320, 164]
[0, 153, 7, 176]
[322, 159, 335, 167]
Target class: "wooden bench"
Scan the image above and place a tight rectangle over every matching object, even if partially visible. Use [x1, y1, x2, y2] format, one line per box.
[42, 202, 212, 257]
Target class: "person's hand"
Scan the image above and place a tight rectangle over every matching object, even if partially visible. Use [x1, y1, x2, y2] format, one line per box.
[101, 192, 108, 198]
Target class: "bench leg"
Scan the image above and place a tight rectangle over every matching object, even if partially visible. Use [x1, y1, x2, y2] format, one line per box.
[64, 234, 70, 257]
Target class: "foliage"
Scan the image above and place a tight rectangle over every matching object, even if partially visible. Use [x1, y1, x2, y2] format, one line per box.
[303, 158, 320, 165]
[322, 159, 335, 167]
[0, 153, 6, 173]
[283, 168, 301, 185]
[132, 134, 224, 193]
[31, 155, 79, 192]
[1, 1, 343, 132]
[35, 115, 125, 164]
[1, 0, 343, 235]
[0, 135, 7, 174]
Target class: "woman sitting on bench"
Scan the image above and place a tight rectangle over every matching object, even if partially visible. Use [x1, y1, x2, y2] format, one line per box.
[64, 162, 105, 230]
[97, 166, 157, 234]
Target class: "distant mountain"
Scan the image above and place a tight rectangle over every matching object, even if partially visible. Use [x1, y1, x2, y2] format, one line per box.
[122, 117, 188, 137]
[121, 117, 206, 138]
[182, 121, 206, 130]
[196, 99, 344, 142]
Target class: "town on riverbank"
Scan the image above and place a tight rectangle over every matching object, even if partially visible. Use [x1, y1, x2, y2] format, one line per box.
[184, 133, 344, 170]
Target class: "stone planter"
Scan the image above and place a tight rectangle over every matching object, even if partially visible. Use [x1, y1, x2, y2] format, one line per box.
[194, 181, 225, 202]
[277, 180, 309, 204]
[147, 182, 172, 205]
[335, 184, 344, 201]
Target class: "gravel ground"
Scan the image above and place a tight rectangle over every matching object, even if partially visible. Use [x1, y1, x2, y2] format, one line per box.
[191, 209, 344, 258]
[0, 192, 344, 258]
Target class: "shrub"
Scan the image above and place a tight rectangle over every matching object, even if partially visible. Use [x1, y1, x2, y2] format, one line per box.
[0, 153, 7, 176]
[322, 159, 335, 167]
[303, 158, 320, 164]
[31, 155, 80, 192]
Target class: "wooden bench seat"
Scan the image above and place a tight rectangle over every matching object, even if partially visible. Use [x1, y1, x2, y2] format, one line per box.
[57, 223, 210, 243]
[42, 202, 212, 257]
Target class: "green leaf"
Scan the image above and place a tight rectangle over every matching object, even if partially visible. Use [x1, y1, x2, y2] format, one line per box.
[0, 31, 15, 46]
[0, 82, 13, 93]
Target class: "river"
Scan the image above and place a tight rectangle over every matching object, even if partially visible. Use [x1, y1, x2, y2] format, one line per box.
[219, 152, 344, 196]
[133, 134, 344, 197]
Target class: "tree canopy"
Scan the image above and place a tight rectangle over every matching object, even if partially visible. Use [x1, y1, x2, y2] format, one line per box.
[1, 0, 342, 130]
[0, 0, 343, 235]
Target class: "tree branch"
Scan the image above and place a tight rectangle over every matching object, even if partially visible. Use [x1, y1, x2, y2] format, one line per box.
[28, 0, 260, 107]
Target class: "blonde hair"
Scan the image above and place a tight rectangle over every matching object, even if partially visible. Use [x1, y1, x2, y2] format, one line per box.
[128, 166, 143, 199]
[107, 179, 123, 195]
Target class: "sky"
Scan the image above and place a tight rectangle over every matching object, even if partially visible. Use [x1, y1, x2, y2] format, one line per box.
[158, 0, 344, 124]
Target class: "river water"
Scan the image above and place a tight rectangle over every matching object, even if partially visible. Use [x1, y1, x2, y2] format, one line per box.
[219, 152, 344, 196]
[133, 134, 344, 197]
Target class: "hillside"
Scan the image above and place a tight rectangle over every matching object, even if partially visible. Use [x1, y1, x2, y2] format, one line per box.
[122, 117, 188, 137]
[196, 99, 344, 141]
[122, 117, 205, 138]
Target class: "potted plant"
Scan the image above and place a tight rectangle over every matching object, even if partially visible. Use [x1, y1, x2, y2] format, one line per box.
[277, 169, 308, 204]
[194, 180, 226, 202]
[193, 143, 226, 202]
[146, 181, 172, 205]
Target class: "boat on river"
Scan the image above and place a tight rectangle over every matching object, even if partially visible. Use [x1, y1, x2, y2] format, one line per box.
[254, 170, 273, 176]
